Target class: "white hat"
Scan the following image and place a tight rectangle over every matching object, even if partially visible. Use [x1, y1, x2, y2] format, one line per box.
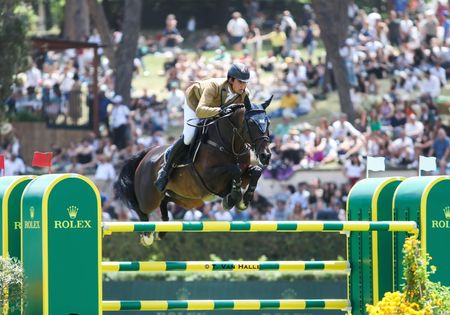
[0, 123, 12, 135]
[112, 95, 123, 104]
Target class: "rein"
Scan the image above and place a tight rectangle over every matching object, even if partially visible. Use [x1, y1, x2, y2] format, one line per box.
[186, 107, 270, 160]
[186, 107, 250, 160]
[212, 118, 250, 158]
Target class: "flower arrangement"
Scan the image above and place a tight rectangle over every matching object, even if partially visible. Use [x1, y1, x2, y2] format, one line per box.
[366, 236, 450, 315]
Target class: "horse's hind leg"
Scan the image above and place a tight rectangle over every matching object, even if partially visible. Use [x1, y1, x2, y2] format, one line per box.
[157, 197, 170, 240]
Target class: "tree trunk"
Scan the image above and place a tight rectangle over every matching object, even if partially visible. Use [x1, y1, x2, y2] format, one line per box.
[86, 0, 116, 66]
[44, 0, 53, 30]
[114, 0, 142, 104]
[64, 0, 90, 41]
[37, 0, 46, 33]
[311, 0, 355, 123]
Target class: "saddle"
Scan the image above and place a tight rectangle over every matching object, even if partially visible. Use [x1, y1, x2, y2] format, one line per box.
[174, 119, 209, 168]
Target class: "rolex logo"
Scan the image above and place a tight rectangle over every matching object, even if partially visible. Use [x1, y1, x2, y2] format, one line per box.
[67, 206, 79, 219]
[444, 206, 450, 220]
[24, 206, 40, 229]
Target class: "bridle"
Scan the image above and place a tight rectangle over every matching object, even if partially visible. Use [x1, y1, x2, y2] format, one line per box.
[243, 109, 271, 154]
[187, 106, 270, 161]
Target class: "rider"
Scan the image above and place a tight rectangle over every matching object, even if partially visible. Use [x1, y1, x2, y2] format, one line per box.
[155, 62, 251, 192]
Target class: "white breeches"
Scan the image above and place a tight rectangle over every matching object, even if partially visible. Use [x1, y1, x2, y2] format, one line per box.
[182, 101, 198, 145]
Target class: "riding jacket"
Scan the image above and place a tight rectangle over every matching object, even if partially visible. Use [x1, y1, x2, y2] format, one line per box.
[185, 78, 250, 118]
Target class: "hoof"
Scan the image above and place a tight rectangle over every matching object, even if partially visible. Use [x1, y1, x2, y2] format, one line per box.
[222, 195, 234, 210]
[236, 200, 247, 211]
[140, 232, 155, 247]
[156, 232, 167, 240]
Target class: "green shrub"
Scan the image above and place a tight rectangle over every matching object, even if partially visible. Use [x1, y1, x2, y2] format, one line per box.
[0, 256, 24, 313]
[103, 232, 345, 261]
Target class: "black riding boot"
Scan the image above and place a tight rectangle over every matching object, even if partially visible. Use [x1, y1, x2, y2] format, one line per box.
[155, 136, 189, 192]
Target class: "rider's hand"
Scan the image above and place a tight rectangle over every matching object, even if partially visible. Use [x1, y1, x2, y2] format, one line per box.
[219, 107, 233, 116]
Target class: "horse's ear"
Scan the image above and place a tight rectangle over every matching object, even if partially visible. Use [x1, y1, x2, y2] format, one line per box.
[261, 95, 273, 110]
[244, 95, 252, 111]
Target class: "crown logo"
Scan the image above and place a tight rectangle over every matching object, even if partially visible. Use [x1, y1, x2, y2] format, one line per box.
[444, 206, 450, 220]
[67, 206, 78, 219]
[29, 207, 35, 219]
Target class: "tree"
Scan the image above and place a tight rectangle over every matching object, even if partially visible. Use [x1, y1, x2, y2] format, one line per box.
[86, 0, 116, 66]
[311, 0, 356, 123]
[114, 0, 142, 104]
[0, 1, 34, 103]
[63, 0, 90, 41]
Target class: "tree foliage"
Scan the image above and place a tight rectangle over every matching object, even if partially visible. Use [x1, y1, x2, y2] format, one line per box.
[0, 1, 35, 103]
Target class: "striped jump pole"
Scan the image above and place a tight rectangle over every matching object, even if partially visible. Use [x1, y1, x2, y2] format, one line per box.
[102, 260, 350, 273]
[102, 299, 350, 312]
[20, 174, 426, 315]
[103, 220, 419, 235]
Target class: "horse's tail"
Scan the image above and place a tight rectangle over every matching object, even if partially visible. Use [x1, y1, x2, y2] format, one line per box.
[114, 149, 149, 213]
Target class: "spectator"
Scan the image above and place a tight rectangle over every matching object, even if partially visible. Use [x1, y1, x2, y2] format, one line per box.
[289, 182, 310, 210]
[280, 10, 297, 53]
[332, 113, 362, 141]
[0, 123, 20, 156]
[389, 129, 414, 167]
[295, 86, 315, 116]
[268, 197, 290, 220]
[110, 95, 130, 150]
[249, 189, 272, 219]
[94, 154, 116, 195]
[161, 14, 184, 51]
[404, 114, 424, 140]
[390, 109, 407, 137]
[316, 198, 340, 220]
[420, 70, 441, 98]
[288, 203, 307, 220]
[213, 203, 233, 221]
[68, 73, 82, 125]
[269, 89, 297, 118]
[388, 10, 401, 46]
[183, 208, 203, 221]
[430, 63, 446, 87]
[260, 24, 287, 57]
[200, 32, 222, 51]
[429, 128, 450, 174]
[344, 154, 365, 186]
[4, 154, 26, 176]
[227, 12, 249, 51]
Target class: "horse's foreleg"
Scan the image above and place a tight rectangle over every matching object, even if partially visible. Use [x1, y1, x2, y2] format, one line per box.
[237, 164, 263, 210]
[222, 164, 243, 210]
[157, 198, 170, 240]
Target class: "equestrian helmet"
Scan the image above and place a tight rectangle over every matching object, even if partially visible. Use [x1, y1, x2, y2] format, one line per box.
[227, 63, 250, 82]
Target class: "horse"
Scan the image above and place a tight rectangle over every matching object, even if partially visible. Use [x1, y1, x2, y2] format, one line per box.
[115, 96, 272, 245]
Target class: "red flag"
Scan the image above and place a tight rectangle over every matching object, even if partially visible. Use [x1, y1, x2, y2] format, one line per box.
[32, 152, 53, 168]
[0, 154, 4, 176]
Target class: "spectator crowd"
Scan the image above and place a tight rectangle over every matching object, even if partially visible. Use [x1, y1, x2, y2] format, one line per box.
[4, 0, 450, 222]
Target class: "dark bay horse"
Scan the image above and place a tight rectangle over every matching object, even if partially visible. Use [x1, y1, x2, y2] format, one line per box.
[115, 96, 272, 244]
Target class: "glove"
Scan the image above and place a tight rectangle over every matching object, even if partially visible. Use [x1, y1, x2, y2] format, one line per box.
[219, 107, 233, 116]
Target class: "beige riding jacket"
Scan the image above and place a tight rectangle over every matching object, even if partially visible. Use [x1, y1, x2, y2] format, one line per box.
[185, 78, 250, 118]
